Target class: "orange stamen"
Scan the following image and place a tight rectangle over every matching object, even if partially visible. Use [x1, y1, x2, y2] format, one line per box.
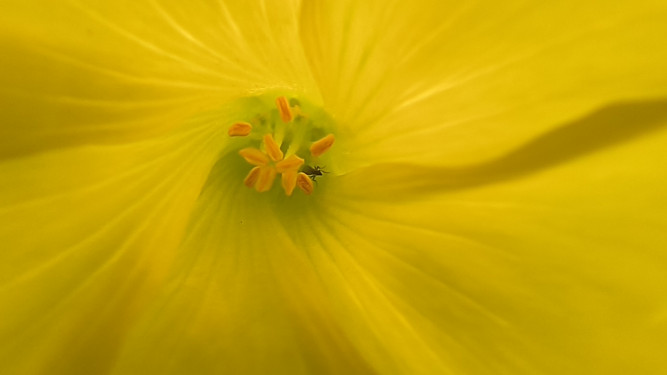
[281, 170, 298, 196]
[276, 96, 292, 123]
[227, 122, 252, 137]
[275, 154, 304, 173]
[239, 148, 269, 166]
[255, 166, 277, 192]
[310, 134, 335, 157]
[296, 172, 314, 195]
[263, 134, 284, 162]
[243, 167, 261, 188]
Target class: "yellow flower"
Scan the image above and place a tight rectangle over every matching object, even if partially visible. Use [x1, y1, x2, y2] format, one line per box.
[1, 1, 667, 375]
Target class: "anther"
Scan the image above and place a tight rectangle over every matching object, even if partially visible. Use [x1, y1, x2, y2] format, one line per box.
[228, 122, 252, 137]
[275, 154, 304, 173]
[296, 172, 314, 195]
[310, 134, 335, 157]
[275, 96, 293, 123]
[239, 148, 269, 166]
[243, 167, 261, 188]
[255, 166, 277, 192]
[281, 170, 298, 196]
[263, 134, 284, 162]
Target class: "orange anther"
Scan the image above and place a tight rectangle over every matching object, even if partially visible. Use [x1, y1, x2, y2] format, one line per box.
[227, 122, 252, 137]
[276, 96, 293, 123]
[296, 172, 314, 195]
[255, 166, 277, 192]
[275, 154, 304, 173]
[243, 167, 261, 188]
[239, 148, 270, 166]
[310, 134, 335, 157]
[263, 134, 284, 162]
[281, 170, 298, 196]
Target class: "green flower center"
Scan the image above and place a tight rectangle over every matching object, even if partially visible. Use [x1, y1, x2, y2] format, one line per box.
[226, 91, 339, 196]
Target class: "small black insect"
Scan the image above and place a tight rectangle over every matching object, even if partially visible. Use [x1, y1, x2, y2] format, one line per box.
[301, 165, 328, 181]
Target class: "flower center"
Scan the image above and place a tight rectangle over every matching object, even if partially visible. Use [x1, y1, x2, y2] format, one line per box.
[227, 93, 338, 196]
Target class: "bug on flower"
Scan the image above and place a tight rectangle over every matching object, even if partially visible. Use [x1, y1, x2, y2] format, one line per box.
[301, 165, 328, 181]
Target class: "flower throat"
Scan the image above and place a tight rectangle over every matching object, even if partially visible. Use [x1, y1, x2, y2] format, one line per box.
[227, 94, 337, 196]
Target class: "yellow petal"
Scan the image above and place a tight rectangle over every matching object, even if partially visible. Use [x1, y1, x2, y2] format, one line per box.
[291, 206, 457, 374]
[300, 0, 667, 165]
[333, 100, 667, 201]
[322, 116, 667, 373]
[0, 125, 223, 374]
[0, 0, 317, 159]
[109, 169, 374, 374]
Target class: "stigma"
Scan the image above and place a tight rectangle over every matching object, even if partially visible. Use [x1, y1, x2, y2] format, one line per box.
[227, 95, 337, 196]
